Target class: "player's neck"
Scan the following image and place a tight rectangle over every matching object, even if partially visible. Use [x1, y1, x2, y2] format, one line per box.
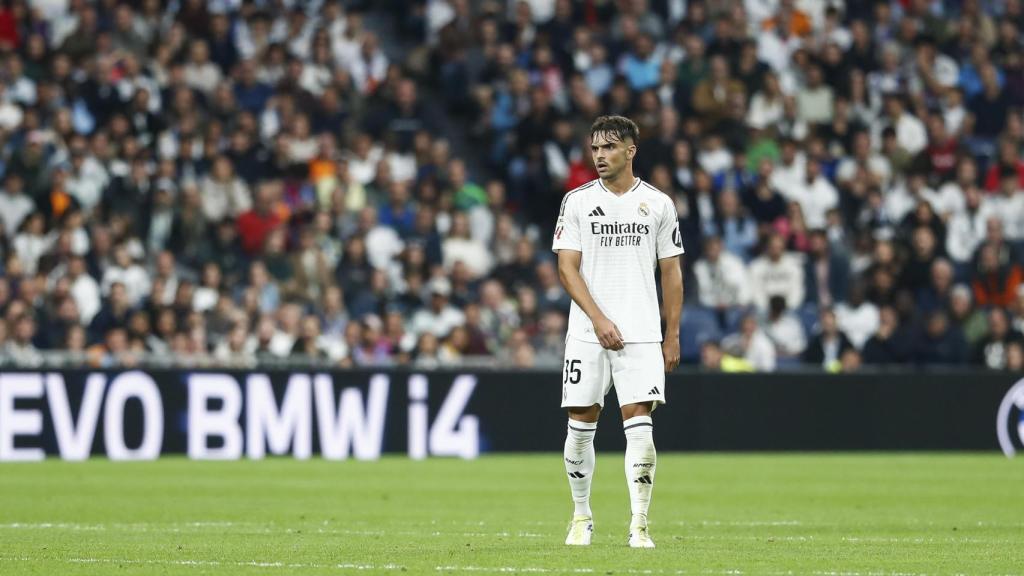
[600, 169, 637, 195]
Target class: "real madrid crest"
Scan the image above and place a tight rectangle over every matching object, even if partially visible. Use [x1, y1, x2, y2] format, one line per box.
[638, 202, 650, 217]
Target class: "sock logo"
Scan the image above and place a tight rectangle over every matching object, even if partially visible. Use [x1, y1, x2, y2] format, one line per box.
[565, 457, 583, 465]
[634, 474, 652, 484]
[568, 471, 587, 479]
[648, 386, 660, 395]
[632, 462, 653, 468]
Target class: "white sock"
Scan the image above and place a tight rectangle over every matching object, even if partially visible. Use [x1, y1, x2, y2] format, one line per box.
[623, 415, 656, 526]
[564, 419, 597, 517]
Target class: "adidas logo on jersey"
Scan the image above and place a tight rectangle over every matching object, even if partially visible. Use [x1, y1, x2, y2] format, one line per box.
[588, 206, 606, 217]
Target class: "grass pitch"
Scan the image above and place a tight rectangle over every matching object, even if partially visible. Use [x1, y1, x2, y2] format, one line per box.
[0, 454, 1022, 575]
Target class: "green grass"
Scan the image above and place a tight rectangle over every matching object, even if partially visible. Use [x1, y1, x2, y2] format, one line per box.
[0, 454, 1022, 575]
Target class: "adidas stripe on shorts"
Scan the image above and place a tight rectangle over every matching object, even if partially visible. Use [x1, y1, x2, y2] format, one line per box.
[560, 336, 666, 409]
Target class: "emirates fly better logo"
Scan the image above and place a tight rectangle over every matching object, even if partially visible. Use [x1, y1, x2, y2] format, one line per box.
[996, 377, 1024, 457]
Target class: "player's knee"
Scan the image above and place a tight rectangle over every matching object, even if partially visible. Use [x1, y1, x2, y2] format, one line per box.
[567, 404, 601, 422]
[620, 402, 653, 421]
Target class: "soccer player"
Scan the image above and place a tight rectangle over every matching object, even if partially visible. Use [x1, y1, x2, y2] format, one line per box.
[552, 116, 684, 548]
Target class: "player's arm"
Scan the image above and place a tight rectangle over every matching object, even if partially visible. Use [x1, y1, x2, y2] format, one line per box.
[659, 255, 683, 372]
[557, 249, 624, 350]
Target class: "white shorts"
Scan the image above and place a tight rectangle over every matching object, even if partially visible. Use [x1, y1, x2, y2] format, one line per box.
[560, 336, 666, 409]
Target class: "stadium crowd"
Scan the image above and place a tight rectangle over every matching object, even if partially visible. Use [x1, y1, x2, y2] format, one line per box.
[0, 0, 1022, 372]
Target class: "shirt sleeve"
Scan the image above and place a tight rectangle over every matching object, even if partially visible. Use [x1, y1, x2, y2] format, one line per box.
[656, 196, 685, 259]
[551, 192, 582, 252]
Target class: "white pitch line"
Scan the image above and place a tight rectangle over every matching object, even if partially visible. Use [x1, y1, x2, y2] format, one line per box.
[1, 556, 1012, 576]
[0, 522, 552, 539]
[1, 522, 1018, 545]
[520, 519, 808, 528]
[671, 520, 805, 527]
[0, 556, 393, 570]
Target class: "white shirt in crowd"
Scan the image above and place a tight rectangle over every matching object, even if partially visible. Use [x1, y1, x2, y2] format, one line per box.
[746, 92, 784, 130]
[0, 191, 34, 238]
[67, 158, 110, 215]
[766, 313, 807, 357]
[410, 304, 466, 338]
[835, 154, 892, 189]
[769, 154, 806, 196]
[694, 251, 751, 308]
[71, 273, 101, 325]
[14, 233, 54, 275]
[443, 236, 494, 279]
[722, 328, 777, 372]
[789, 175, 839, 229]
[945, 206, 992, 264]
[796, 86, 834, 125]
[992, 191, 1024, 241]
[834, 301, 880, 350]
[200, 177, 252, 222]
[101, 265, 152, 308]
[929, 181, 968, 220]
[365, 224, 405, 270]
[895, 112, 928, 155]
[347, 146, 383, 185]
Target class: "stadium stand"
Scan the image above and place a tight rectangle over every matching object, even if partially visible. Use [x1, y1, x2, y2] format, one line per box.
[0, 0, 1022, 372]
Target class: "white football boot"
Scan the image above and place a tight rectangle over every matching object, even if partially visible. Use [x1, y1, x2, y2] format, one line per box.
[565, 515, 593, 545]
[628, 519, 655, 548]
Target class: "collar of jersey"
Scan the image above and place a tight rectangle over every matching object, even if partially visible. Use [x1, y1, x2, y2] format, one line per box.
[597, 177, 642, 197]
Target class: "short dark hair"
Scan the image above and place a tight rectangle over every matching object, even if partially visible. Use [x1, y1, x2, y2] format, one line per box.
[590, 115, 639, 146]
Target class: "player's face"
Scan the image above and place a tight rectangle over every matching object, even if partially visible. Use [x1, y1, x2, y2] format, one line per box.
[591, 132, 635, 180]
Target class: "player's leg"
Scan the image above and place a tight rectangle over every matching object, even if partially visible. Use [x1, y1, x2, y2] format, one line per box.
[611, 343, 665, 548]
[562, 338, 612, 545]
[564, 403, 599, 545]
[622, 401, 656, 548]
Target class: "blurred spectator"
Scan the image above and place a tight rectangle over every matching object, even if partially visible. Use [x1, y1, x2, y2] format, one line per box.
[838, 348, 863, 373]
[949, 283, 989, 348]
[789, 159, 839, 230]
[945, 184, 988, 266]
[912, 310, 969, 366]
[442, 211, 492, 279]
[749, 233, 805, 312]
[1007, 341, 1024, 372]
[803, 308, 855, 370]
[201, 156, 252, 223]
[89, 281, 133, 343]
[700, 340, 754, 372]
[973, 308, 1024, 369]
[804, 229, 849, 309]
[835, 282, 879, 350]
[5, 314, 41, 366]
[971, 243, 1024, 308]
[0, 175, 33, 238]
[764, 295, 807, 360]
[862, 305, 911, 365]
[712, 190, 758, 260]
[694, 235, 751, 310]
[722, 312, 777, 372]
[409, 277, 465, 338]
[101, 244, 151, 307]
[237, 183, 285, 256]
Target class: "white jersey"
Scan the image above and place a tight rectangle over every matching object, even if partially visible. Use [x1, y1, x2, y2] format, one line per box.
[551, 177, 684, 343]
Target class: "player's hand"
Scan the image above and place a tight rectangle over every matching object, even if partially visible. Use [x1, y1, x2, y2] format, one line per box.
[593, 316, 624, 350]
[662, 337, 680, 372]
